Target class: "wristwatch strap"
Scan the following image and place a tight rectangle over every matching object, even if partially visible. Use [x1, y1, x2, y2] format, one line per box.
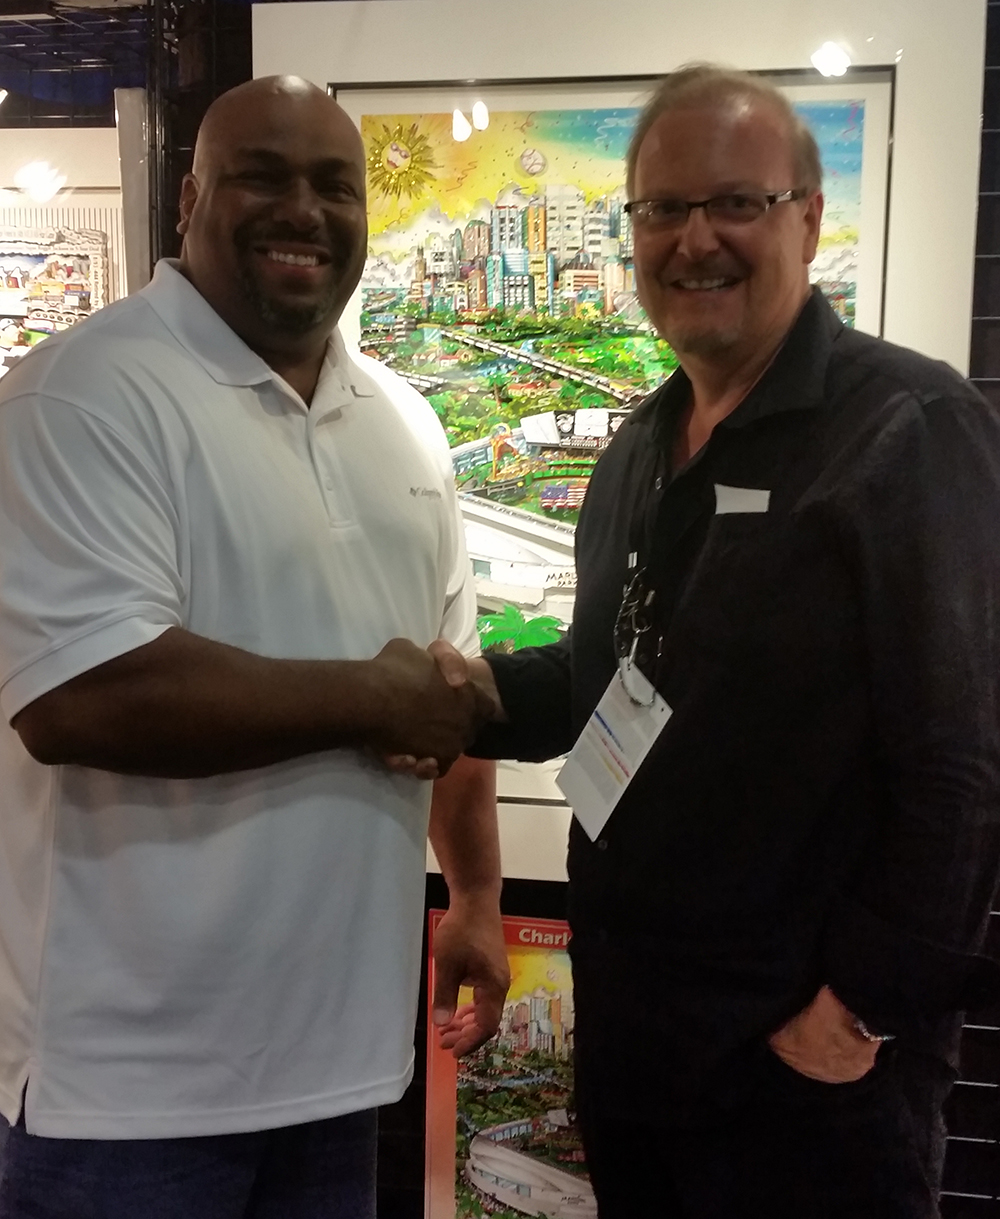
[853, 1016, 896, 1043]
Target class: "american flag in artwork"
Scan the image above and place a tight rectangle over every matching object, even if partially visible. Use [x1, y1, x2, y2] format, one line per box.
[541, 481, 589, 511]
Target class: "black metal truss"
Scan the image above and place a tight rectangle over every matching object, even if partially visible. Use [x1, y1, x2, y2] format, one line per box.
[148, 0, 252, 262]
[0, 6, 147, 125]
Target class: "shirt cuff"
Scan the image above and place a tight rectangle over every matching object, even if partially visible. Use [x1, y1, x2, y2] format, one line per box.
[1, 612, 177, 722]
[469, 651, 573, 762]
[823, 892, 1000, 1034]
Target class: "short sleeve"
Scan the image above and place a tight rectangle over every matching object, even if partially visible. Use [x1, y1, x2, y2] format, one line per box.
[437, 477, 480, 660]
[359, 354, 481, 661]
[0, 395, 184, 721]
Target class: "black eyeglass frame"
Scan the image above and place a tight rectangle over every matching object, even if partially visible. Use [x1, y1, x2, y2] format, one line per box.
[623, 189, 808, 226]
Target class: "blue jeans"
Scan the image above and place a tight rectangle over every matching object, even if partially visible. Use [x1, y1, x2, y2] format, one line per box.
[0, 1108, 377, 1219]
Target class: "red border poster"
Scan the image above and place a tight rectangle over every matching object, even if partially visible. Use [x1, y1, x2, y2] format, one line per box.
[425, 911, 596, 1219]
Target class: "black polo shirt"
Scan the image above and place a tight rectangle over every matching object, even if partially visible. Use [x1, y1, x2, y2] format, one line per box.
[475, 290, 1000, 1110]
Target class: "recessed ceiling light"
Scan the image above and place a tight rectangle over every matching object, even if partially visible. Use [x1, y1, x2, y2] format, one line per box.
[811, 41, 852, 77]
[13, 161, 66, 203]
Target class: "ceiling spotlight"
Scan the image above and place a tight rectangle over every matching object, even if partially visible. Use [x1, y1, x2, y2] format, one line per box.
[452, 109, 472, 142]
[472, 101, 490, 131]
[0, 91, 8, 108]
[14, 161, 66, 203]
[810, 41, 851, 77]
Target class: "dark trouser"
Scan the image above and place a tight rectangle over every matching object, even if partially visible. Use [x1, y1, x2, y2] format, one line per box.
[0, 1107, 377, 1219]
[576, 1043, 954, 1219]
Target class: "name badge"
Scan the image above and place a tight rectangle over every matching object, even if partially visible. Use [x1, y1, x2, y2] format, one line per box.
[714, 483, 770, 514]
[557, 666, 672, 842]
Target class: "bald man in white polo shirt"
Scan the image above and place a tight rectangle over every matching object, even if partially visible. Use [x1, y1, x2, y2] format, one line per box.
[0, 76, 508, 1219]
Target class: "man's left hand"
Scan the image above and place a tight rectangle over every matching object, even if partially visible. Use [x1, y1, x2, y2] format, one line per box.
[431, 897, 510, 1058]
[767, 984, 880, 1083]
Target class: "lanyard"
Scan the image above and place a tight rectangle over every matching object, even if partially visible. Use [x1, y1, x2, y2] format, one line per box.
[616, 401, 719, 692]
[614, 426, 674, 693]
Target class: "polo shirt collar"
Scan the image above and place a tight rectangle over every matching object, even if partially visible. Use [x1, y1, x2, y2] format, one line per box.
[720, 286, 844, 429]
[141, 259, 372, 399]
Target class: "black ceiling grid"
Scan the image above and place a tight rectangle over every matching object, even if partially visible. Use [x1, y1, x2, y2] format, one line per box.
[0, 4, 147, 127]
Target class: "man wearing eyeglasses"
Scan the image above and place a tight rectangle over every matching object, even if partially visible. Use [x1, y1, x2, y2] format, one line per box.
[426, 63, 1000, 1217]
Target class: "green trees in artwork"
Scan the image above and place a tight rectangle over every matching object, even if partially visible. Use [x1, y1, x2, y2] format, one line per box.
[427, 386, 525, 446]
[477, 604, 565, 653]
[553, 382, 615, 411]
[484, 370, 508, 411]
[428, 307, 458, 326]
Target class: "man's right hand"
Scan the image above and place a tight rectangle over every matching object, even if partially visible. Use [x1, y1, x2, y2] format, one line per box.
[365, 639, 495, 777]
[429, 640, 504, 714]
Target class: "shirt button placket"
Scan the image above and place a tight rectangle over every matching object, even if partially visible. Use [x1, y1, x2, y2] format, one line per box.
[306, 415, 336, 525]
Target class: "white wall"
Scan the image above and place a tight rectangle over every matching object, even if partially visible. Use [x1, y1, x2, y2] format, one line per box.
[0, 127, 120, 190]
[254, 0, 987, 375]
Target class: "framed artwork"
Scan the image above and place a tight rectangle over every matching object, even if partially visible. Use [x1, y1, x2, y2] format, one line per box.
[425, 910, 593, 1219]
[0, 227, 109, 382]
[335, 71, 893, 630]
[0, 227, 108, 327]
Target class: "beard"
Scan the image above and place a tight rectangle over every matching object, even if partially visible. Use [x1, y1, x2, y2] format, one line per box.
[644, 258, 749, 358]
[232, 219, 351, 336]
[237, 270, 340, 335]
[667, 319, 745, 358]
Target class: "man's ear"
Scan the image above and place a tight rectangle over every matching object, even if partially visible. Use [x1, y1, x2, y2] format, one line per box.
[802, 190, 824, 265]
[177, 173, 199, 236]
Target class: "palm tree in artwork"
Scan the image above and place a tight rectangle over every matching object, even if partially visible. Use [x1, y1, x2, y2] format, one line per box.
[477, 604, 565, 654]
[484, 370, 508, 412]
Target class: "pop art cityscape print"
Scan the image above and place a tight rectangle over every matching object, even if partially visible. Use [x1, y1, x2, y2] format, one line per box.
[359, 99, 865, 529]
[425, 913, 594, 1219]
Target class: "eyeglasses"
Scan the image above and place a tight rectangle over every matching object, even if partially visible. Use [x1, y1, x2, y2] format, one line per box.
[624, 189, 807, 230]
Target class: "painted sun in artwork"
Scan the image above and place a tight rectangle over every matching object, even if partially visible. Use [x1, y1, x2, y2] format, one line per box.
[366, 122, 439, 201]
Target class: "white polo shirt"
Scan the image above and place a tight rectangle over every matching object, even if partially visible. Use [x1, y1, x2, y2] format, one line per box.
[0, 260, 479, 1138]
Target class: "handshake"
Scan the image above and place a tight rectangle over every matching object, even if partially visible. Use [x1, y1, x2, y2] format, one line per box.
[366, 638, 504, 779]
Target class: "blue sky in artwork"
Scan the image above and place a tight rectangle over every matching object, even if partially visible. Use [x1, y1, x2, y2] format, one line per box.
[529, 109, 638, 160]
[794, 100, 865, 185]
[528, 100, 863, 196]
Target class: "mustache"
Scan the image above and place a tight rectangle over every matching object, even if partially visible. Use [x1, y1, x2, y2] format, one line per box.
[233, 219, 336, 260]
[661, 263, 746, 283]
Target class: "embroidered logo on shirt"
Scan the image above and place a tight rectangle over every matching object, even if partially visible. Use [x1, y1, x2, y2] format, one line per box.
[410, 487, 442, 500]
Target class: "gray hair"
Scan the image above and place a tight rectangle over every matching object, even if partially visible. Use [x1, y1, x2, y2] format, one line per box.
[625, 63, 823, 197]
